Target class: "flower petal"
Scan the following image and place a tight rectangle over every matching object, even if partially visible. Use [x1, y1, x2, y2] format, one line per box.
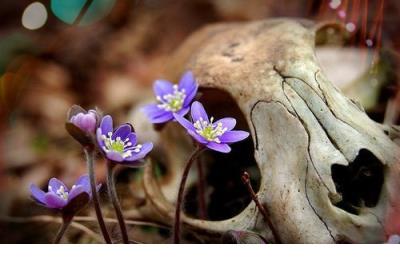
[49, 178, 68, 193]
[188, 130, 207, 144]
[96, 128, 106, 149]
[74, 175, 91, 195]
[126, 132, 137, 147]
[30, 184, 46, 204]
[176, 106, 190, 117]
[141, 104, 165, 119]
[125, 142, 153, 162]
[179, 71, 198, 106]
[106, 151, 124, 162]
[68, 185, 89, 202]
[148, 112, 174, 124]
[100, 115, 113, 136]
[173, 113, 195, 131]
[206, 142, 231, 153]
[191, 101, 209, 122]
[153, 80, 174, 98]
[219, 130, 250, 143]
[44, 192, 67, 209]
[215, 118, 236, 131]
[112, 124, 132, 140]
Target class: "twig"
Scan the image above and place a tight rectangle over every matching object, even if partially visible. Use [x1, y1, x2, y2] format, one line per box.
[241, 172, 282, 243]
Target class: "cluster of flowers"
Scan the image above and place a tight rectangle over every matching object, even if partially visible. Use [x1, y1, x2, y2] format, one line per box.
[30, 107, 153, 211]
[30, 71, 249, 243]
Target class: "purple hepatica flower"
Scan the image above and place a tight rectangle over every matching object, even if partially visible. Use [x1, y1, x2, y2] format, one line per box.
[30, 175, 97, 210]
[173, 101, 250, 153]
[96, 115, 153, 165]
[142, 71, 198, 123]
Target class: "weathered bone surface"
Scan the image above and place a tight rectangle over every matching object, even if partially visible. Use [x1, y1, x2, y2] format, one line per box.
[131, 19, 400, 243]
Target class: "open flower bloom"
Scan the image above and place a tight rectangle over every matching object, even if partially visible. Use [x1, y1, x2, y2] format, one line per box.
[96, 115, 153, 165]
[142, 71, 198, 123]
[173, 101, 250, 153]
[30, 175, 97, 210]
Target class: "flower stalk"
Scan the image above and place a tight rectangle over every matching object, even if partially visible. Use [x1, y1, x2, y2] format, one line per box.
[173, 146, 205, 243]
[106, 162, 129, 244]
[196, 156, 207, 219]
[84, 147, 112, 244]
[53, 214, 72, 244]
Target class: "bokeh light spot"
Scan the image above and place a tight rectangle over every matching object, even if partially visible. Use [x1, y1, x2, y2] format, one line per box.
[21, 2, 48, 30]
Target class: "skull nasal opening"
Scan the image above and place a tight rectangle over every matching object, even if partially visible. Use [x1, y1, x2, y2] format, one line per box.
[331, 149, 384, 215]
[184, 87, 262, 221]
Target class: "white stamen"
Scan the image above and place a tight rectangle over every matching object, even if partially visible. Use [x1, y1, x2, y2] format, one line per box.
[156, 83, 186, 112]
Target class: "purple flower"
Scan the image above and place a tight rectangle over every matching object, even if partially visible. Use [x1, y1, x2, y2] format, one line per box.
[96, 115, 153, 165]
[173, 101, 250, 153]
[30, 175, 97, 210]
[142, 71, 198, 124]
[70, 110, 97, 134]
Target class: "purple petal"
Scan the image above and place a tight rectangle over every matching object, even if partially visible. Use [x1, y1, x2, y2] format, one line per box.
[183, 87, 198, 107]
[96, 128, 106, 149]
[44, 193, 67, 209]
[191, 101, 209, 123]
[188, 130, 207, 144]
[179, 71, 198, 106]
[79, 112, 97, 133]
[173, 113, 195, 131]
[106, 151, 124, 162]
[215, 118, 236, 131]
[125, 142, 153, 162]
[68, 185, 88, 202]
[74, 175, 91, 194]
[126, 132, 137, 147]
[141, 104, 165, 119]
[112, 124, 132, 140]
[219, 130, 249, 143]
[206, 142, 231, 153]
[49, 178, 68, 193]
[153, 80, 174, 98]
[30, 184, 46, 204]
[176, 106, 190, 116]
[100, 115, 113, 136]
[149, 112, 174, 123]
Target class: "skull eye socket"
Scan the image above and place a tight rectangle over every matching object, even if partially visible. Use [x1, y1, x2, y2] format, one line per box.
[331, 149, 384, 215]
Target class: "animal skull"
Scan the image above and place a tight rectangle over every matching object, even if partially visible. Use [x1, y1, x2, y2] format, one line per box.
[130, 19, 400, 243]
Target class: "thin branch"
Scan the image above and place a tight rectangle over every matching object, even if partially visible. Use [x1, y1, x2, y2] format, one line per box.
[241, 172, 282, 243]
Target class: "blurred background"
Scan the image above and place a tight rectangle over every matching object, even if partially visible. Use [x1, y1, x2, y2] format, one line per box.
[0, 0, 399, 243]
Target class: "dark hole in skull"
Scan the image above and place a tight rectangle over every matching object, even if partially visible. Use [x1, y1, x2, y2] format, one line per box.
[331, 149, 384, 215]
[184, 88, 261, 220]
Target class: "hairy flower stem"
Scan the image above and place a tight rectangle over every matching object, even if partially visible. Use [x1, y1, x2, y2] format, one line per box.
[241, 172, 282, 244]
[173, 146, 205, 243]
[196, 156, 207, 219]
[106, 162, 129, 244]
[53, 216, 72, 244]
[84, 147, 112, 244]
